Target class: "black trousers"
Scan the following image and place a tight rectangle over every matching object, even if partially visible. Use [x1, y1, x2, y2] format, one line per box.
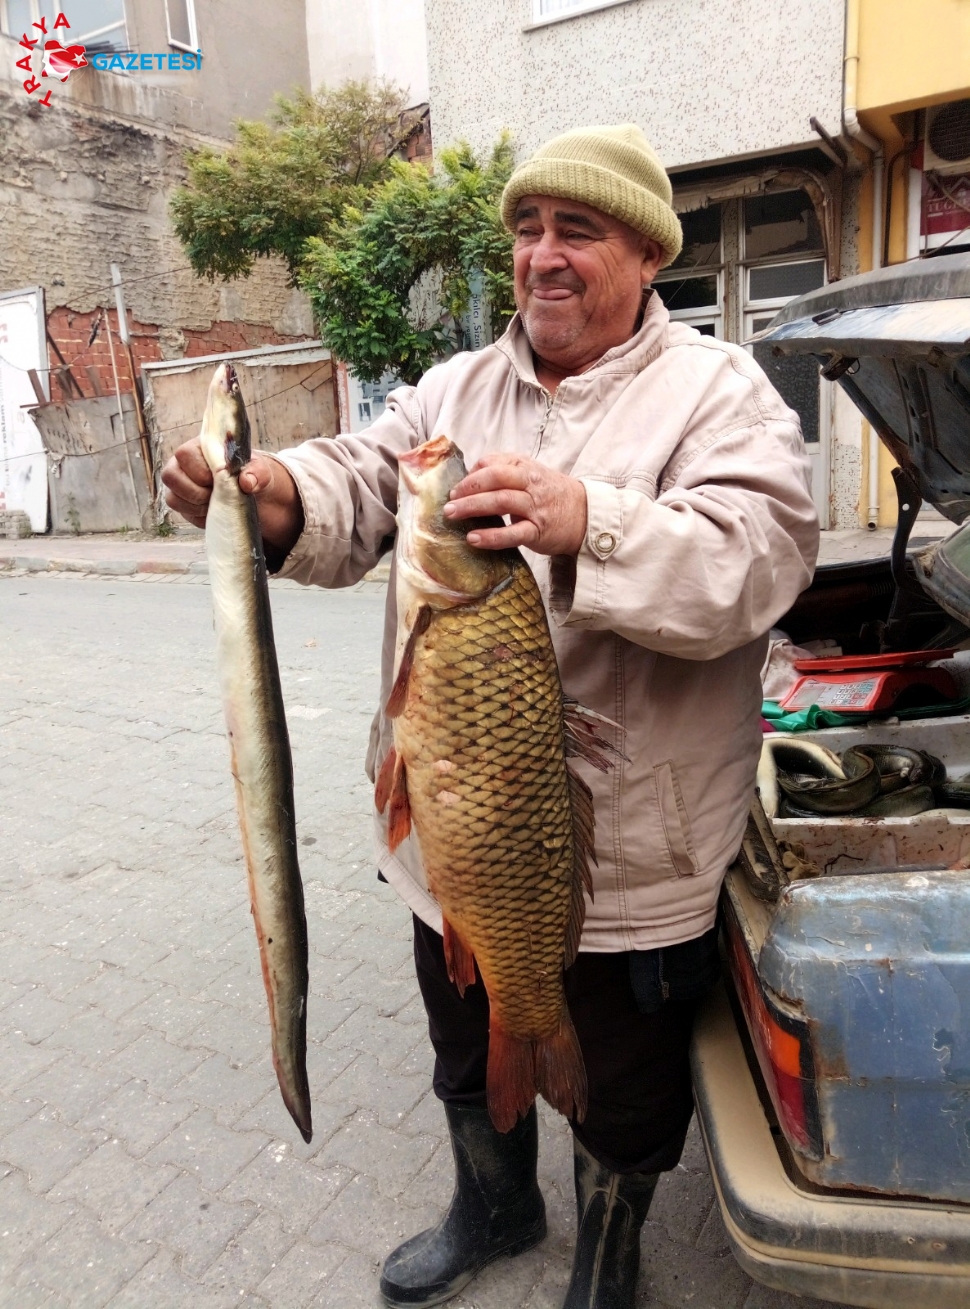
[412, 913, 720, 1176]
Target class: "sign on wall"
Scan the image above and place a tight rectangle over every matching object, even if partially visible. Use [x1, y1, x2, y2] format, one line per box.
[0, 287, 49, 532]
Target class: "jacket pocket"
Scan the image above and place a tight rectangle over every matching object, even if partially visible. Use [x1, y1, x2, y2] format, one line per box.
[655, 760, 699, 878]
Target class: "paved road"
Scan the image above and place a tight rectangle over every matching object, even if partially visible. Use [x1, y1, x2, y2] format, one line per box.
[0, 572, 845, 1309]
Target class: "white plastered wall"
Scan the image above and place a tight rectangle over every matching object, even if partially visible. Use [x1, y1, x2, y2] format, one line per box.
[306, 0, 429, 104]
[426, 0, 844, 169]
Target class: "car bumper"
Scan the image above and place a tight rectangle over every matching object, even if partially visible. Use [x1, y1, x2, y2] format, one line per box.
[691, 982, 970, 1309]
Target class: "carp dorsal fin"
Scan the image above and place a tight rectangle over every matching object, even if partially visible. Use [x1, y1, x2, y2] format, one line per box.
[563, 697, 628, 773]
[442, 916, 477, 998]
[564, 768, 595, 967]
[385, 605, 433, 719]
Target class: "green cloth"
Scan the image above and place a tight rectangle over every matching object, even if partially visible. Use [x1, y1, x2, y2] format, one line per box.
[763, 695, 970, 733]
[762, 701, 852, 732]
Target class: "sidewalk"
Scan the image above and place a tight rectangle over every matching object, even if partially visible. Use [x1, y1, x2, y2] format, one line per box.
[0, 521, 952, 578]
[0, 529, 209, 577]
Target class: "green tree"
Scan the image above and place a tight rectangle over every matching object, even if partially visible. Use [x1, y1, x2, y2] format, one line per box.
[170, 80, 417, 281]
[170, 79, 516, 386]
[300, 138, 516, 385]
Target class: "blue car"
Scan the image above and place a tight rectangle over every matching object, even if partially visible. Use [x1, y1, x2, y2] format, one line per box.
[692, 252, 970, 1309]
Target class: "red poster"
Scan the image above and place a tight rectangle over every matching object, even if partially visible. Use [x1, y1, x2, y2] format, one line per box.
[922, 171, 970, 237]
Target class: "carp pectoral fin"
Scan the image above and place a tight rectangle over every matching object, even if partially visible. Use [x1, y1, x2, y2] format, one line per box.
[442, 916, 477, 997]
[535, 1010, 587, 1126]
[486, 1019, 538, 1134]
[385, 753, 412, 852]
[385, 605, 432, 718]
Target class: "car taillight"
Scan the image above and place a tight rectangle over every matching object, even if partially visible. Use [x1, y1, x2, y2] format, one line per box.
[724, 900, 824, 1161]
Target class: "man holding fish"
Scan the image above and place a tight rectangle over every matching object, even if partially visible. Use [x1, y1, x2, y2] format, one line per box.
[164, 124, 819, 1309]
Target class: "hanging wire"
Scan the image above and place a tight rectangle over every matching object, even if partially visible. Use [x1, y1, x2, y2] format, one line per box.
[0, 362, 332, 467]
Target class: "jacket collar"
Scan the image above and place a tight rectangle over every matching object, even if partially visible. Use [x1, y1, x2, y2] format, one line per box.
[494, 290, 670, 390]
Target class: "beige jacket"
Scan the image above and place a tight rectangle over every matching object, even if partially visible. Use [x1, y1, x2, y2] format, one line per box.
[274, 294, 819, 951]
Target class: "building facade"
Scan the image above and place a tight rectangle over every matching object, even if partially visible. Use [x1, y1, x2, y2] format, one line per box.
[0, 0, 314, 407]
[425, 0, 874, 529]
[305, 0, 428, 105]
[851, 0, 970, 526]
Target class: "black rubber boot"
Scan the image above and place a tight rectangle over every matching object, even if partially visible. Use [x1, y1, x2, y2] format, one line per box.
[562, 1137, 659, 1309]
[379, 1101, 547, 1308]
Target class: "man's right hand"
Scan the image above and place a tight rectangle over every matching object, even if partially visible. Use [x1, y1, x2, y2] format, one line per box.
[161, 437, 305, 556]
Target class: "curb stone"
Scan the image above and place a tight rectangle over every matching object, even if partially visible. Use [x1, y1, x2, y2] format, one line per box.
[1, 555, 392, 582]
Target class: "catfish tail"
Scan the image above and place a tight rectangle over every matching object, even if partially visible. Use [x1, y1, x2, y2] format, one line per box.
[486, 1010, 587, 1133]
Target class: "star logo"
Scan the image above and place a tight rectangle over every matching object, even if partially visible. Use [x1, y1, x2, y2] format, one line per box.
[42, 38, 87, 81]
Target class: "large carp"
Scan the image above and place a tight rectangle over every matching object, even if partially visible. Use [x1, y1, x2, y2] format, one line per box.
[377, 435, 613, 1133]
[199, 363, 312, 1143]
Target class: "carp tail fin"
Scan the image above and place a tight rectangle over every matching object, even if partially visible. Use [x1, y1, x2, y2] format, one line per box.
[534, 1009, 587, 1126]
[442, 916, 477, 998]
[487, 1018, 537, 1134]
[487, 1011, 588, 1133]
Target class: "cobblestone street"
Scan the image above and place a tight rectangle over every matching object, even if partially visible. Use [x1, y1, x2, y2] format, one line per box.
[0, 571, 846, 1309]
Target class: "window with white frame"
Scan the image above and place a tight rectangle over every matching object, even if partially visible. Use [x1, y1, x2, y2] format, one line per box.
[742, 191, 825, 446]
[655, 188, 829, 522]
[652, 205, 723, 338]
[166, 0, 197, 51]
[1, 0, 125, 48]
[1, 0, 52, 40]
[533, 0, 630, 19]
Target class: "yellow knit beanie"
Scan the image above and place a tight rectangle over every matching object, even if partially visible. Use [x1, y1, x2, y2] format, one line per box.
[501, 124, 683, 269]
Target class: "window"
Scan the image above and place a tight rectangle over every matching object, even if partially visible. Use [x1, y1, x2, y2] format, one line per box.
[741, 191, 825, 445]
[165, 0, 197, 51]
[537, 0, 594, 12]
[659, 189, 829, 523]
[2, 0, 127, 49]
[653, 205, 723, 337]
[66, 0, 126, 50]
[1, 0, 52, 39]
[532, 0, 637, 22]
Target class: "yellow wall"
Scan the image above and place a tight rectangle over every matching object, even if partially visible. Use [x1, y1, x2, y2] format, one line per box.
[858, 0, 970, 115]
[853, 0, 970, 525]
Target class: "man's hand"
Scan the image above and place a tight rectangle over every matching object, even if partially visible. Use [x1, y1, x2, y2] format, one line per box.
[443, 452, 588, 556]
[161, 437, 305, 554]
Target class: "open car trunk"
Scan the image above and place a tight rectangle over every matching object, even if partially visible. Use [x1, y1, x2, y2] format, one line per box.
[713, 253, 970, 1209]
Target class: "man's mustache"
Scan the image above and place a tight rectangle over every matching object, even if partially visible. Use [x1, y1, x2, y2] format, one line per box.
[525, 273, 585, 294]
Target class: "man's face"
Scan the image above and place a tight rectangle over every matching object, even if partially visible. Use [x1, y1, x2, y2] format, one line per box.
[512, 195, 664, 372]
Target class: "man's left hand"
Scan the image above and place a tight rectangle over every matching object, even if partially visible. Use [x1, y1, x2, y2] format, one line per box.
[443, 453, 588, 556]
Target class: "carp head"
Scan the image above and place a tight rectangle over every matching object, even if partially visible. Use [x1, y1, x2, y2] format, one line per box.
[397, 436, 514, 605]
[199, 363, 252, 478]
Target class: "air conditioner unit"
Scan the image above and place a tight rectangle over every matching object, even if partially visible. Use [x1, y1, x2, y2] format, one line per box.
[924, 100, 970, 175]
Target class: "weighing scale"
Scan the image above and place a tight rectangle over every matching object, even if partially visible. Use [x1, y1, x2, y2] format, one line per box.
[779, 649, 961, 714]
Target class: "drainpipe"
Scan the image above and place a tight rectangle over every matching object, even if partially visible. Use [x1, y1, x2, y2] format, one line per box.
[843, 0, 884, 529]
